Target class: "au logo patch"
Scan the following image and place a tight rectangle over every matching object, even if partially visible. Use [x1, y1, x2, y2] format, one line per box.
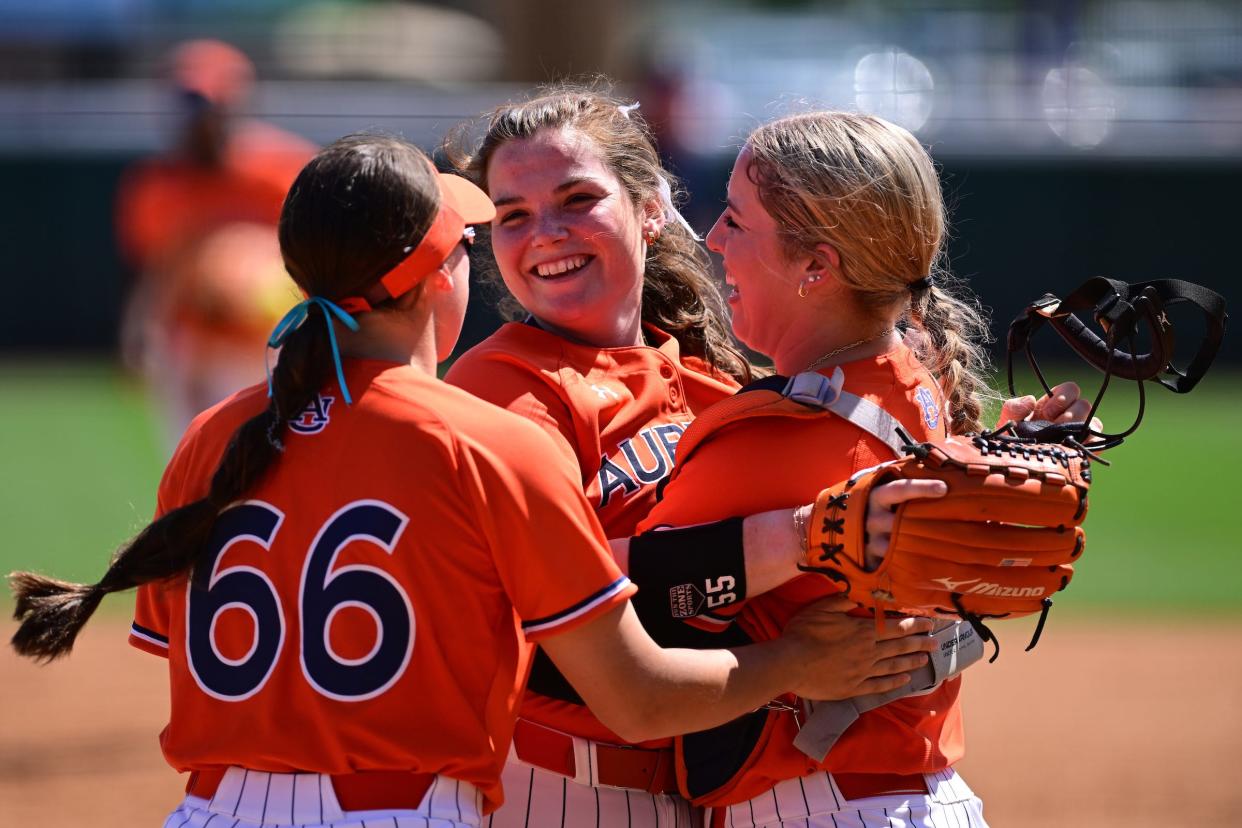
[915, 386, 940, 431]
[289, 394, 335, 434]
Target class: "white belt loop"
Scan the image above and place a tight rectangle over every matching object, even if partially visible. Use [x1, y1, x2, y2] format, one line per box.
[570, 735, 600, 787]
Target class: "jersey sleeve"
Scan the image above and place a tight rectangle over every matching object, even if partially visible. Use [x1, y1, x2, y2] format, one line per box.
[446, 351, 582, 475]
[129, 581, 173, 657]
[456, 418, 636, 643]
[128, 414, 208, 657]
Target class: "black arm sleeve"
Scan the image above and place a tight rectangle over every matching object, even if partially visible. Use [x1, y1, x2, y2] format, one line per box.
[627, 517, 749, 644]
[526, 517, 752, 705]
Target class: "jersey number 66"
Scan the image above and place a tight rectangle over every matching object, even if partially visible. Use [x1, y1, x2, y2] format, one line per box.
[186, 499, 414, 703]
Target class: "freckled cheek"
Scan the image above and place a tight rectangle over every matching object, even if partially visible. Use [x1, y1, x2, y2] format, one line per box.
[489, 231, 525, 279]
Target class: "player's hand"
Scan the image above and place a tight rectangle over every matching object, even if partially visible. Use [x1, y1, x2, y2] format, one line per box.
[997, 381, 1104, 433]
[780, 595, 935, 700]
[863, 479, 947, 569]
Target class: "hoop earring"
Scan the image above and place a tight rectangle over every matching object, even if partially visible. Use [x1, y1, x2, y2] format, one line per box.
[798, 273, 822, 298]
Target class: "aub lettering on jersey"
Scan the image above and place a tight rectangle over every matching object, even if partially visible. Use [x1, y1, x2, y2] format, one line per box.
[595, 421, 690, 508]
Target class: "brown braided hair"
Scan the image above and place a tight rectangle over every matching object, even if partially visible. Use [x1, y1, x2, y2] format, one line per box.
[10, 134, 441, 660]
[745, 111, 994, 433]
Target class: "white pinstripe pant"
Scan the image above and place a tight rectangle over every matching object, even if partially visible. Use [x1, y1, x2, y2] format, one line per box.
[161, 768, 483, 828]
[484, 757, 703, 828]
[708, 768, 986, 828]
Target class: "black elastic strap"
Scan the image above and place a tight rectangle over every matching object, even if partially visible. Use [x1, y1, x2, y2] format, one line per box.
[1006, 277, 1227, 448]
[1009, 277, 1226, 394]
[525, 516, 752, 707]
[628, 517, 748, 626]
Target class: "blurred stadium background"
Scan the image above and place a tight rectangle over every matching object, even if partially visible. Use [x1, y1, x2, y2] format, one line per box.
[0, 1, 1238, 826]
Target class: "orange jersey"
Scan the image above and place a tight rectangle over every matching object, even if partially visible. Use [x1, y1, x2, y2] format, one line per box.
[116, 121, 315, 270]
[446, 321, 739, 743]
[638, 344, 962, 801]
[128, 360, 635, 815]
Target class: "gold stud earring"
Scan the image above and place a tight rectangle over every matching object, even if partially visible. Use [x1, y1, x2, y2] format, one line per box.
[644, 229, 660, 245]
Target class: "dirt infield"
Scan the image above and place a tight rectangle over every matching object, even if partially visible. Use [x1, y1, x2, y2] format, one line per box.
[3, 616, 1240, 827]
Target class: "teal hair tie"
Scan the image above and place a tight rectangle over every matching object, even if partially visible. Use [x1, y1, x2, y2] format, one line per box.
[266, 296, 361, 405]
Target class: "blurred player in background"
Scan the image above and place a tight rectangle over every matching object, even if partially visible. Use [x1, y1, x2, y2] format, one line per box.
[115, 38, 315, 449]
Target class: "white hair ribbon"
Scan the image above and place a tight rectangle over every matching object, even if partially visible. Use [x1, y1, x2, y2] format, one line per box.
[618, 100, 701, 241]
[656, 174, 701, 241]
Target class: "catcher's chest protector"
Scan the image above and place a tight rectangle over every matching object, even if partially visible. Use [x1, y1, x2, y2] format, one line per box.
[669, 369, 914, 476]
[669, 370, 983, 804]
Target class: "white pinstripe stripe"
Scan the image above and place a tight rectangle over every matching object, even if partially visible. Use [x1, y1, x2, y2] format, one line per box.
[162, 775, 482, 827]
[490, 757, 695, 827]
[268, 769, 296, 823]
[710, 770, 990, 828]
[232, 769, 260, 822]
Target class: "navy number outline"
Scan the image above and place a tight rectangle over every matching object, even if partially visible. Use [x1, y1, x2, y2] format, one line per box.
[186, 502, 286, 701]
[299, 500, 414, 701]
[185, 499, 413, 703]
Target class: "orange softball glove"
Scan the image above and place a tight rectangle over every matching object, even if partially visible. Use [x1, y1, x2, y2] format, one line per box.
[800, 433, 1092, 656]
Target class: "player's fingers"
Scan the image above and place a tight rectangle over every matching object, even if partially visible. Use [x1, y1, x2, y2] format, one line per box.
[1033, 381, 1082, 421]
[851, 672, 914, 696]
[874, 634, 937, 662]
[870, 651, 931, 677]
[1055, 397, 1093, 424]
[870, 479, 947, 511]
[1084, 416, 1106, 444]
[875, 615, 936, 641]
[800, 594, 858, 616]
[997, 395, 1037, 426]
[863, 533, 890, 568]
[865, 507, 895, 536]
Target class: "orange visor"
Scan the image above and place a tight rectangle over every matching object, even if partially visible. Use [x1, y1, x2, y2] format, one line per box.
[337, 171, 495, 314]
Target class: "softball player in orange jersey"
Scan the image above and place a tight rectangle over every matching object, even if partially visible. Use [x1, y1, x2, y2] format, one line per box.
[632, 111, 1099, 827]
[446, 91, 1094, 828]
[10, 134, 940, 828]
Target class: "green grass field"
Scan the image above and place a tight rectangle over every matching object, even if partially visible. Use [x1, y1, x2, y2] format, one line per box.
[1, 358, 1238, 616]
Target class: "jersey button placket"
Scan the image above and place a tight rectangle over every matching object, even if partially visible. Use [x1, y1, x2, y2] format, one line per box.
[657, 361, 683, 408]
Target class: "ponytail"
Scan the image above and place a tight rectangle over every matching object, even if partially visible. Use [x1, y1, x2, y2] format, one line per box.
[10, 316, 335, 660]
[641, 191, 753, 384]
[11, 134, 444, 661]
[905, 273, 996, 435]
[745, 112, 995, 432]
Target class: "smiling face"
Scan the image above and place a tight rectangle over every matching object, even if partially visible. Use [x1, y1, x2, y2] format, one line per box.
[486, 127, 656, 348]
[705, 147, 807, 360]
